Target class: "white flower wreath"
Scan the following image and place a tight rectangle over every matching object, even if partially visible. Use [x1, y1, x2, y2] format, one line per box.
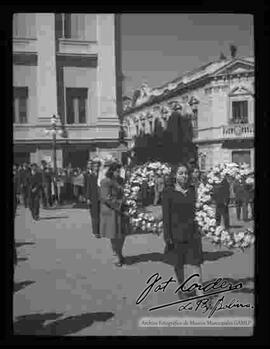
[123, 162, 255, 250]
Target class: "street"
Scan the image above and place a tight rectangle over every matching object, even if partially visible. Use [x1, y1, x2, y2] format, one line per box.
[14, 205, 254, 336]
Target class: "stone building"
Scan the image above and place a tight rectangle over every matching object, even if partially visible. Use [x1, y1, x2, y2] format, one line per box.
[122, 56, 254, 170]
[13, 13, 122, 167]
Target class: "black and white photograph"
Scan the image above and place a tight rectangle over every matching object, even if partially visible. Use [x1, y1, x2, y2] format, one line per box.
[12, 13, 256, 336]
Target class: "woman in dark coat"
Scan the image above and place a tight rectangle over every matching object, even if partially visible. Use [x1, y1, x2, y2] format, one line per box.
[162, 163, 204, 299]
[99, 163, 126, 267]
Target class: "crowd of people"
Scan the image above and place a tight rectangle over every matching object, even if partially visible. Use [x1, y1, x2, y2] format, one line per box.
[13, 157, 254, 304]
[13, 158, 254, 270]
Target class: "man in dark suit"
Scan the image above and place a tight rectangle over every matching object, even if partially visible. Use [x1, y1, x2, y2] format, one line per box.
[233, 179, 245, 220]
[85, 160, 101, 238]
[42, 166, 53, 207]
[28, 163, 43, 221]
[19, 162, 30, 208]
[213, 176, 230, 230]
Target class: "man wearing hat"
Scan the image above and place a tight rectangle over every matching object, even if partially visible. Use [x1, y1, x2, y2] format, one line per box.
[85, 158, 101, 238]
[28, 163, 43, 221]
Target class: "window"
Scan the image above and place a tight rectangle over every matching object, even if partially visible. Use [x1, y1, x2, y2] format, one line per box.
[232, 100, 248, 123]
[13, 87, 28, 124]
[66, 88, 88, 124]
[62, 14, 86, 39]
[13, 13, 36, 38]
[232, 151, 251, 166]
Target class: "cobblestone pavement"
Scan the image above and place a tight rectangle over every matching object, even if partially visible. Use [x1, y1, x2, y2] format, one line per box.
[14, 205, 254, 336]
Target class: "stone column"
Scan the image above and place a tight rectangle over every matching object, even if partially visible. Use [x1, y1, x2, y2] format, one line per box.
[96, 14, 118, 124]
[36, 14, 58, 122]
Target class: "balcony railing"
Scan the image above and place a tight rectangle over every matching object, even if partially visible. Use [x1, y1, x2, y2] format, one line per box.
[222, 123, 254, 139]
[193, 123, 254, 142]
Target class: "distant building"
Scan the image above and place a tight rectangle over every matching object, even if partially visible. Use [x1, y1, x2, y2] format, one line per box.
[13, 13, 122, 167]
[122, 57, 254, 170]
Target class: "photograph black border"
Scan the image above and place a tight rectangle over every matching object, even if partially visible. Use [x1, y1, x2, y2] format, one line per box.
[1, 1, 270, 346]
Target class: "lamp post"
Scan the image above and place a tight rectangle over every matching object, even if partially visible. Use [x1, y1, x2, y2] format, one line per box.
[45, 115, 67, 174]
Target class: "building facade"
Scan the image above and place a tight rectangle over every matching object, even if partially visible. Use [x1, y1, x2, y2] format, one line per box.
[122, 57, 254, 170]
[13, 13, 122, 167]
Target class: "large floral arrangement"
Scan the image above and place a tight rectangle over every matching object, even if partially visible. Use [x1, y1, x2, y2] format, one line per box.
[124, 162, 255, 250]
[196, 162, 254, 250]
[123, 162, 171, 235]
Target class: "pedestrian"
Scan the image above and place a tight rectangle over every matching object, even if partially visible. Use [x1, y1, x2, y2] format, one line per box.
[212, 175, 230, 230]
[141, 179, 149, 206]
[13, 164, 20, 219]
[246, 176, 254, 220]
[243, 179, 252, 221]
[28, 163, 43, 221]
[18, 162, 30, 208]
[55, 168, 64, 205]
[233, 178, 245, 220]
[85, 159, 101, 238]
[66, 163, 73, 203]
[190, 167, 201, 191]
[99, 162, 126, 267]
[162, 163, 204, 299]
[154, 173, 165, 205]
[42, 166, 53, 208]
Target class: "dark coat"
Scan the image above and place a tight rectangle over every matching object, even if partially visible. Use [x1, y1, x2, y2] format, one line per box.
[99, 177, 124, 239]
[84, 172, 99, 203]
[28, 171, 43, 196]
[42, 169, 52, 185]
[233, 180, 247, 201]
[212, 178, 230, 205]
[162, 186, 198, 243]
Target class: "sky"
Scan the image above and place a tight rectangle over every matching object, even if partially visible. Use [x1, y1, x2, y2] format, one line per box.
[120, 14, 254, 96]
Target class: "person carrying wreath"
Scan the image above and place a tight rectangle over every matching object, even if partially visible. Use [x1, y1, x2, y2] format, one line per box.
[162, 163, 204, 299]
[99, 162, 126, 267]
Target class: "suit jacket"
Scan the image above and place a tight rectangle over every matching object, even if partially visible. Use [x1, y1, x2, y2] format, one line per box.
[162, 186, 197, 243]
[99, 177, 124, 239]
[212, 178, 230, 205]
[85, 172, 99, 204]
[29, 171, 43, 195]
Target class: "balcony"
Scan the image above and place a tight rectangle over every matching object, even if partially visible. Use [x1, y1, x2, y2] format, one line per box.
[58, 38, 98, 56]
[13, 37, 37, 53]
[222, 123, 254, 139]
[193, 123, 254, 143]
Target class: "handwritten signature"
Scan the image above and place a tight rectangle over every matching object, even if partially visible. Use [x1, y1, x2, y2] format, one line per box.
[136, 273, 254, 317]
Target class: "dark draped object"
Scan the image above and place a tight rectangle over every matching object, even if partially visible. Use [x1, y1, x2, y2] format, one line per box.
[133, 111, 196, 165]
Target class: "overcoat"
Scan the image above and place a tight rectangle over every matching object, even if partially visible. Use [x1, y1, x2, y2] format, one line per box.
[162, 186, 198, 243]
[99, 176, 125, 239]
[85, 171, 100, 236]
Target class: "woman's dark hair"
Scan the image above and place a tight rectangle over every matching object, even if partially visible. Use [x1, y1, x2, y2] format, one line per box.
[166, 163, 188, 188]
[106, 163, 121, 179]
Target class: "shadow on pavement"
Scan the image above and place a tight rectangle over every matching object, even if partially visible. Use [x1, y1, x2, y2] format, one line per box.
[15, 242, 35, 248]
[13, 312, 114, 335]
[39, 216, 69, 220]
[124, 249, 234, 266]
[14, 281, 35, 293]
[203, 250, 234, 261]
